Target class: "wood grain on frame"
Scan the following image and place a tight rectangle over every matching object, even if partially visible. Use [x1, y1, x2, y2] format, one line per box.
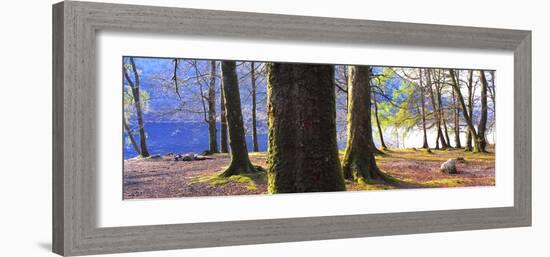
[52, 1, 531, 256]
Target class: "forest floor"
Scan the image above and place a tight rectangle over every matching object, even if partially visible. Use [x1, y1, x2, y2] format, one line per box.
[123, 147, 495, 199]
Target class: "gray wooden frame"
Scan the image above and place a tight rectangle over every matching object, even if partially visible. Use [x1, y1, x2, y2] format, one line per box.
[52, 1, 531, 256]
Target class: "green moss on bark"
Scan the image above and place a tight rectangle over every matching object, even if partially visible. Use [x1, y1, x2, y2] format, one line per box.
[266, 63, 346, 193]
[342, 66, 391, 183]
[219, 61, 258, 177]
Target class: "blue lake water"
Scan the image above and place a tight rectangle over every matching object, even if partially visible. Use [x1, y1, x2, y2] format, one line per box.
[123, 122, 268, 160]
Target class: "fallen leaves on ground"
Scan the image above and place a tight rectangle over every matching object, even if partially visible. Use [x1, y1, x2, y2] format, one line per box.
[123, 148, 495, 200]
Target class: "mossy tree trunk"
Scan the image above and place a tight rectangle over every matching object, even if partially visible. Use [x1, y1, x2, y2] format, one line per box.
[123, 57, 150, 157]
[449, 69, 480, 153]
[477, 70, 489, 152]
[220, 61, 257, 177]
[266, 63, 345, 193]
[342, 66, 388, 182]
[207, 61, 219, 153]
[220, 79, 229, 153]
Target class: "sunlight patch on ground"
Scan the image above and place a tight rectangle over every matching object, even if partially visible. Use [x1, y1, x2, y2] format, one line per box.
[189, 173, 263, 192]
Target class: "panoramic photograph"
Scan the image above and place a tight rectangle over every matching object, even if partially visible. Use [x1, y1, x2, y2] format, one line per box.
[122, 57, 496, 200]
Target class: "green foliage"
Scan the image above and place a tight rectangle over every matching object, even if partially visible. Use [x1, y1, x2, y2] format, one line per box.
[371, 67, 424, 142]
[123, 87, 150, 125]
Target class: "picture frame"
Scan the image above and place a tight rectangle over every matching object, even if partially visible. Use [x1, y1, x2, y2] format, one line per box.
[52, 1, 531, 256]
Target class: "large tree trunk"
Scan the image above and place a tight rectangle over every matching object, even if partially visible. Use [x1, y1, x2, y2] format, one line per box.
[123, 118, 141, 155]
[419, 69, 429, 149]
[207, 61, 218, 153]
[220, 80, 229, 153]
[465, 70, 474, 151]
[449, 69, 480, 152]
[266, 63, 345, 193]
[478, 70, 489, 152]
[372, 91, 387, 149]
[219, 61, 257, 177]
[342, 66, 388, 182]
[250, 61, 259, 152]
[123, 57, 150, 157]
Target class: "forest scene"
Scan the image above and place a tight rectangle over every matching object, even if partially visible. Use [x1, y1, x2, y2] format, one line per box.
[123, 57, 496, 200]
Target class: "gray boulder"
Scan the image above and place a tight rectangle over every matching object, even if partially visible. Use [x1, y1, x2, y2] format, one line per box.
[147, 154, 162, 160]
[181, 153, 195, 161]
[173, 152, 209, 161]
[440, 158, 458, 174]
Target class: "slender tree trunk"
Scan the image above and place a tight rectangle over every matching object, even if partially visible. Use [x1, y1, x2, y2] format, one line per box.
[250, 62, 259, 152]
[373, 92, 387, 149]
[489, 70, 496, 114]
[207, 61, 218, 154]
[488, 70, 496, 147]
[367, 70, 385, 155]
[342, 66, 388, 182]
[465, 70, 474, 151]
[443, 118, 452, 148]
[123, 57, 150, 157]
[219, 61, 257, 177]
[123, 118, 141, 155]
[452, 85, 462, 148]
[419, 69, 429, 149]
[437, 83, 450, 148]
[478, 70, 489, 152]
[449, 69, 480, 152]
[266, 63, 345, 193]
[427, 70, 443, 149]
[220, 80, 229, 153]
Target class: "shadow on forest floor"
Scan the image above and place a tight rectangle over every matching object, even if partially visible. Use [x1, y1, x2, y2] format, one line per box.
[123, 147, 495, 199]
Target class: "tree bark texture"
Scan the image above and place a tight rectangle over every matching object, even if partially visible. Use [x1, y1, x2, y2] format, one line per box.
[220, 61, 257, 177]
[207, 61, 218, 153]
[478, 70, 489, 152]
[342, 66, 387, 182]
[266, 62, 345, 193]
[220, 78, 229, 153]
